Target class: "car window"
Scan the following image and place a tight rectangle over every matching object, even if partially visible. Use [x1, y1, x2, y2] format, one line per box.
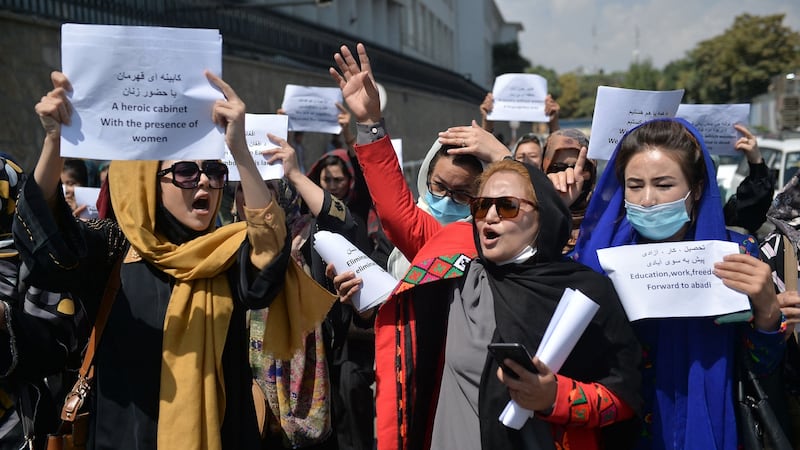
[761, 147, 780, 168]
[785, 152, 800, 185]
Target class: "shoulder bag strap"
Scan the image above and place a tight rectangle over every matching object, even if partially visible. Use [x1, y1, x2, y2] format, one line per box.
[782, 236, 799, 344]
[783, 235, 798, 293]
[60, 259, 122, 423]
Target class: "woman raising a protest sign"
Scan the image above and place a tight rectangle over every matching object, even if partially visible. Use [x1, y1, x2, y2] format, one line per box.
[17, 70, 334, 450]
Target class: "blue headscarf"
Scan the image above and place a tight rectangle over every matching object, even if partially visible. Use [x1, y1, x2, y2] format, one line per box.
[573, 118, 738, 450]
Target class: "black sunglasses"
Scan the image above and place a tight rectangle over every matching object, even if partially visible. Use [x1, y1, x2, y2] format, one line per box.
[470, 196, 537, 220]
[157, 161, 228, 189]
[427, 181, 474, 205]
[546, 160, 595, 175]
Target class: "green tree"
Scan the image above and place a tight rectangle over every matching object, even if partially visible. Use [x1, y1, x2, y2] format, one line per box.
[492, 41, 531, 76]
[625, 58, 660, 90]
[660, 58, 705, 102]
[557, 72, 581, 118]
[527, 64, 561, 99]
[686, 14, 800, 103]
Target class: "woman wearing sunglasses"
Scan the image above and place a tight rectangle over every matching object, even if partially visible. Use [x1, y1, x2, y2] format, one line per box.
[573, 118, 784, 450]
[16, 70, 334, 450]
[540, 129, 598, 254]
[329, 44, 513, 280]
[333, 158, 641, 450]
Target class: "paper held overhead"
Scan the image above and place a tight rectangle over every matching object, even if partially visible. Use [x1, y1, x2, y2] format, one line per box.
[486, 73, 549, 123]
[59, 23, 225, 161]
[588, 86, 684, 160]
[281, 85, 343, 134]
[676, 103, 751, 156]
[224, 113, 288, 181]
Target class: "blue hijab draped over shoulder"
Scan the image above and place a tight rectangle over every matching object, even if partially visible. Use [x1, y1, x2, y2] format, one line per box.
[573, 117, 740, 450]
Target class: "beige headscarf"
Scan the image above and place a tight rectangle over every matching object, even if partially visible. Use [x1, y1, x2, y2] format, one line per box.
[109, 160, 334, 449]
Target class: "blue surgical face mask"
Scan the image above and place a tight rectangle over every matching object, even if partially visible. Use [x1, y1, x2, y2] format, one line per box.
[624, 191, 691, 241]
[425, 191, 470, 225]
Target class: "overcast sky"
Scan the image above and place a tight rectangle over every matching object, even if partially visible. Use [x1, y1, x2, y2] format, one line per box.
[495, 0, 800, 74]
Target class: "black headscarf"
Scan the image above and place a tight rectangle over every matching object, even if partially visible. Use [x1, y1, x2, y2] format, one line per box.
[475, 164, 642, 449]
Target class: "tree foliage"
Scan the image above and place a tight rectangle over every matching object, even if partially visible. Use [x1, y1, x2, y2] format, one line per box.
[503, 14, 799, 119]
[684, 14, 800, 103]
[625, 58, 660, 90]
[527, 64, 561, 99]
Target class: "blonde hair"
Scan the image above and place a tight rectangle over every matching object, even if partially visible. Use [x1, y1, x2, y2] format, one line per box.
[476, 160, 537, 205]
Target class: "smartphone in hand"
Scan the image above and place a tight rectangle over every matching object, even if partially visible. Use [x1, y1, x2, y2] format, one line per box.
[487, 342, 539, 379]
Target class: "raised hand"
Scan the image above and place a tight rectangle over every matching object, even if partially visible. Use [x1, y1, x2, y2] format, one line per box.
[438, 120, 510, 163]
[545, 94, 560, 120]
[480, 92, 495, 131]
[329, 43, 381, 124]
[547, 146, 588, 207]
[206, 71, 247, 154]
[262, 134, 301, 179]
[35, 71, 73, 136]
[733, 124, 762, 164]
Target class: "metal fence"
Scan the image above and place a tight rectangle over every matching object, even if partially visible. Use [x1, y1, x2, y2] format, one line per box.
[1, 0, 486, 103]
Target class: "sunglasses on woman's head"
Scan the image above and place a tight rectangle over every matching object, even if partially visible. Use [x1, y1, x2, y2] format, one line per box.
[157, 161, 228, 189]
[470, 196, 537, 220]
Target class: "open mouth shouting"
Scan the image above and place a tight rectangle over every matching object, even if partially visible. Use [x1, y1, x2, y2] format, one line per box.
[191, 194, 211, 214]
[482, 227, 501, 247]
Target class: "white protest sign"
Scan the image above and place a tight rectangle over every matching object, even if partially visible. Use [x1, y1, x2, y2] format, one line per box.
[313, 231, 398, 312]
[391, 139, 403, 173]
[62, 23, 221, 41]
[60, 24, 224, 161]
[225, 114, 288, 181]
[596, 240, 751, 321]
[588, 86, 684, 160]
[281, 85, 343, 134]
[72, 186, 101, 219]
[500, 288, 599, 429]
[676, 104, 751, 156]
[487, 74, 549, 122]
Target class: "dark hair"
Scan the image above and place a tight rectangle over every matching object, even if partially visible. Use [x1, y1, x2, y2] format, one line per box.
[428, 144, 483, 183]
[615, 120, 705, 197]
[516, 133, 541, 148]
[63, 158, 89, 186]
[318, 155, 350, 181]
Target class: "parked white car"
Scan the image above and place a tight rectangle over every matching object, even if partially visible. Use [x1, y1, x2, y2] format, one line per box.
[725, 136, 800, 198]
[716, 154, 744, 202]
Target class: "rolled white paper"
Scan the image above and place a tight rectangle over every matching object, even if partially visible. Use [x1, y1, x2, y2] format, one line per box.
[313, 230, 398, 312]
[499, 288, 600, 429]
[499, 399, 534, 430]
[535, 288, 600, 373]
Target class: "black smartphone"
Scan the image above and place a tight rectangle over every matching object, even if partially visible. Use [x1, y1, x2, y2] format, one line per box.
[487, 342, 539, 379]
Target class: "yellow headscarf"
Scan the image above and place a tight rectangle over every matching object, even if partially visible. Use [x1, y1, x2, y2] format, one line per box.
[109, 161, 334, 450]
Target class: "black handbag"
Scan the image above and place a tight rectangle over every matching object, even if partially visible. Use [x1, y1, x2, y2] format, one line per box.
[736, 347, 793, 450]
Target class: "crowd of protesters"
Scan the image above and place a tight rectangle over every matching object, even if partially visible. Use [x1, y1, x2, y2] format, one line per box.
[0, 36, 797, 450]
